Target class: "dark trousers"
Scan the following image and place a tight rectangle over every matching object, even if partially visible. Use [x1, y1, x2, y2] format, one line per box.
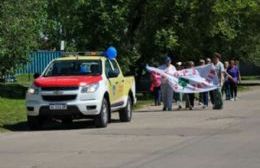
[209, 90, 215, 105]
[186, 93, 195, 108]
[199, 92, 208, 106]
[210, 88, 224, 109]
[153, 86, 161, 106]
[230, 82, 238, 98]
[222, 81, 231, 100]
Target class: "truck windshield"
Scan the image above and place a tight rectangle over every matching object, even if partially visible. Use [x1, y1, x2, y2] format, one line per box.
[43, 60, 102, 77]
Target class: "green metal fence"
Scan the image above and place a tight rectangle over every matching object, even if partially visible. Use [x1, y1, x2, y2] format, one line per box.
[16, 51, 62, 75]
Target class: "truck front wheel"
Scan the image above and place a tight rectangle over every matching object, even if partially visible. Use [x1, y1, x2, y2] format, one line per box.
[119, 96, 132, 122]
[95, 98, 109, 128]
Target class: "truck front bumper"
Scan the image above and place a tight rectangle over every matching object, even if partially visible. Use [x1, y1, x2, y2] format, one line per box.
[26, 98, 102, 117]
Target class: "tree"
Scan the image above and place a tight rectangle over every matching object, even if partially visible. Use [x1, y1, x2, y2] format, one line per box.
[134, 0, 259, 68]
[42, 0, 260, 74]
[45, 0, 140, 73]
[2, 0, 258, 76]
[0, 0, 47, 76]
[211, 0, 260, 62]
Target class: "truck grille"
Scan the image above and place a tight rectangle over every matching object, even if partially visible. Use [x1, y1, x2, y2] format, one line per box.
[42, 95, 77, 101]
[41, 87, 79, 91]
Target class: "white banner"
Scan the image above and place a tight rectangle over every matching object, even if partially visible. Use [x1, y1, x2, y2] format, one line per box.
[147, 64, 219, 93]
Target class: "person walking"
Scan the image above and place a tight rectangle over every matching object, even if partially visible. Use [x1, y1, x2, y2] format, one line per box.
[199, 59, 209, 108]
[206, 57, 215, 105]
[175, 62, 183, 109]
[227, 59, 241, 101]
[223, 61, 231, 100]
[235, 60, 241, 85]
[210, 52, 225, 109]
[206, 58, 211, 64]
[185, 61, 195, 110]
[159, 56, 176, 111]
[150, 72, 161, 106]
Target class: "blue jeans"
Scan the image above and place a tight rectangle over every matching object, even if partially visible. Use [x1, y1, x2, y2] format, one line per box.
[200, 92, 208, 106]
[224, 81, 231, 100]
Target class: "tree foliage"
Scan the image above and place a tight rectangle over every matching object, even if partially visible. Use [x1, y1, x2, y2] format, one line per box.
[0, 0, 47, 76]
[136, 0, 260, 65]
[0, 0, 259, 76]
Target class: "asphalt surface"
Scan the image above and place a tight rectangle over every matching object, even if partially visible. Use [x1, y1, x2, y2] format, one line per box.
[1, 87, 260, 168]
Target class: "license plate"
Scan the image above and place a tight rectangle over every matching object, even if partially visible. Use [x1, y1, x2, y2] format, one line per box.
[49, 104, 67, 110]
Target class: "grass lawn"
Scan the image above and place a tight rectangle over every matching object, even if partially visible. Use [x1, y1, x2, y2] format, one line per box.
[134, 100, 153, 110]
[0, 98, 26, 132]
[241, 76, 260, 81]
[0, 74, 30, 132]
[238, 85, 250, 92]
[15, 74, 33, 87]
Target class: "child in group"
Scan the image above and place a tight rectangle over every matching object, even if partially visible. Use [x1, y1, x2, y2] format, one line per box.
[150, 72, 161, 106]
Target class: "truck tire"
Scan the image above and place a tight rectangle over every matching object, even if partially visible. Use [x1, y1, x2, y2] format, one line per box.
[95, 98, 109, 128]
[119, 96, 132, 122]
[27, 116, 42, 130]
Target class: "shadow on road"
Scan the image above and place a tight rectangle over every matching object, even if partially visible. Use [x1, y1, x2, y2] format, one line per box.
[3, 119, 121, 132]
[3, 122, 29, 131]
[136, 107, 209, 113]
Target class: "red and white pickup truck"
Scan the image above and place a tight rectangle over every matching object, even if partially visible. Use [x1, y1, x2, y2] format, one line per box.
[26, 51, 136, 129]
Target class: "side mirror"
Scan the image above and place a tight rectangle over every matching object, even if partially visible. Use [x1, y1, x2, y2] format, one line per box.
[33, 73, 40, 79]
[108, 70, 119, 78]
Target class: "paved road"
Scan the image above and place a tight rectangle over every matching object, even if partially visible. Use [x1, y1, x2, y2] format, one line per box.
[1, 87, 260, 168]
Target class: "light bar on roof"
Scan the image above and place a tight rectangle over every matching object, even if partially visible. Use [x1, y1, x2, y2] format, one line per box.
[61, 46, 118, 60]
[61, 51, 104, 57]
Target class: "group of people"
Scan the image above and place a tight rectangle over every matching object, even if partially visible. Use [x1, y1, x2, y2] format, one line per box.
[149, 52, 241, 111]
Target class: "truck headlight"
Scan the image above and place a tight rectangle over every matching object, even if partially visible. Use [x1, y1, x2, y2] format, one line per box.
[81, 83, 99, 93]
[27, 86, 40, 95]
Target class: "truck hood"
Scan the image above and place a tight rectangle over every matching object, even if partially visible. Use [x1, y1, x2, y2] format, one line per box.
[34, 76, 102, 87]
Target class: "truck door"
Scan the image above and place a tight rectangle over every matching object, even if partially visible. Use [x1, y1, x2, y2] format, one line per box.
[110, 59, 125, 101]
[105, 60, 118, 104]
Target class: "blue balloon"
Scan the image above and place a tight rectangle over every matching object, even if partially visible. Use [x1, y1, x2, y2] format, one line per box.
[106, 46, 117, 59]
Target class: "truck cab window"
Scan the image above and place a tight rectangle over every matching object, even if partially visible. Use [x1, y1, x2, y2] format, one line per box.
[105, 60, 113, 77]
[111, 59, 120, 75]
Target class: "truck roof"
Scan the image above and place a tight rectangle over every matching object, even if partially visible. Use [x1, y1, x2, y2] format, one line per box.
[55, 55, 106, 61]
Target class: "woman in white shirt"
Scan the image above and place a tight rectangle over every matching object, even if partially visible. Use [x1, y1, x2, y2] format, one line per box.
[159, 56, 176, 111]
